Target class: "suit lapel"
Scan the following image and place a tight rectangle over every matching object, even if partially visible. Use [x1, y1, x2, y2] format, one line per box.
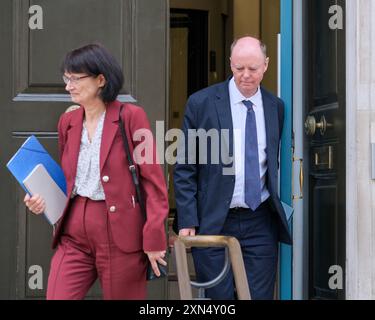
[214, 80, 234, 157]
[261, 88, 279, 156]
[100, 100, 121, 171]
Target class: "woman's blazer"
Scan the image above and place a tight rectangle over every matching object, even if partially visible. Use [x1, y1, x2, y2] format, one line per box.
[52, 100, 169, 253]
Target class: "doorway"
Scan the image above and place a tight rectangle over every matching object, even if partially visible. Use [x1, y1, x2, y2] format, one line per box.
[167, 8, 209, 299]
[168, 9, 209, 210]
[167, 0, 284, 299]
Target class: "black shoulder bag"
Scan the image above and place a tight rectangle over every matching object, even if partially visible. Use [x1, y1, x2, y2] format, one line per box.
[118, 104, 167, 281]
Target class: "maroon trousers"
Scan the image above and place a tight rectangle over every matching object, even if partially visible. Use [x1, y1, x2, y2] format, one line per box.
[47, 196, 147, 300]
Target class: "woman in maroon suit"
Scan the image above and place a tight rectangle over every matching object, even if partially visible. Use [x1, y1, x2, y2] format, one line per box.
[24, 44, 168, 300]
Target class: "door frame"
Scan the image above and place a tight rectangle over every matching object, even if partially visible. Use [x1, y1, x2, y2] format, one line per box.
[345, 0, 357, 301]
[279, 0, 293, 300]
[292, 0, 309, 300]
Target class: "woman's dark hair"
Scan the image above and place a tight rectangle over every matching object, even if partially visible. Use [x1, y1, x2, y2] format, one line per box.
[61, 44, 124, 103]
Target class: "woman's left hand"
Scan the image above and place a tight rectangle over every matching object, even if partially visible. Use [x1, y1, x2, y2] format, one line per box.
[145, 250, 167, 277]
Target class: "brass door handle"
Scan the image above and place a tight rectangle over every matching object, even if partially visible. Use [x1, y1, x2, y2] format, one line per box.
[304, 115, 332, 136]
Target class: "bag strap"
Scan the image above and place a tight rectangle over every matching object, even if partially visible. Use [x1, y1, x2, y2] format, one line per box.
[118, 104, 147, 221]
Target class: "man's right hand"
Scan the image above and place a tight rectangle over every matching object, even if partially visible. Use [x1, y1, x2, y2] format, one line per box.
[179, 228, 196, 237]
[24, 194, 46, 215]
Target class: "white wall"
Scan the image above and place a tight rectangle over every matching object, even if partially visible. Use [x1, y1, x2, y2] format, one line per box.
[346, 0, 375, 300]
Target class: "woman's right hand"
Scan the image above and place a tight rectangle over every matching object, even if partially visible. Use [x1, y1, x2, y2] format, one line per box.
[24, 194, 46, 215]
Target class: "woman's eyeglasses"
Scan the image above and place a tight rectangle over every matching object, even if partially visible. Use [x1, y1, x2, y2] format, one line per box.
[63, 75, 91, 85]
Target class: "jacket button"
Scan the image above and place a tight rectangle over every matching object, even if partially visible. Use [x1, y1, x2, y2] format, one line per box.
[109, 206, 116, 213]
[102, 176, 110, 183]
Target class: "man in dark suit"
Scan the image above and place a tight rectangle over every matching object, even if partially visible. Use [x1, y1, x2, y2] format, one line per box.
[173, 36, 292, 300]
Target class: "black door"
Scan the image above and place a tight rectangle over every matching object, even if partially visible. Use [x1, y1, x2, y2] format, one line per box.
[0, 0, 168, 299]
[304, 0, 346, 299]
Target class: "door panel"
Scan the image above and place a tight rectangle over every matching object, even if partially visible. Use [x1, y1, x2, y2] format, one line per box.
[0, 0, 168, 299]
[13, 0, 134, 99]
[312, 179, 338, 299]
[305, 0, 346, 300]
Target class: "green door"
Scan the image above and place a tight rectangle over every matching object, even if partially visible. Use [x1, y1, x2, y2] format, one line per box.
[0, 0, 168, 299]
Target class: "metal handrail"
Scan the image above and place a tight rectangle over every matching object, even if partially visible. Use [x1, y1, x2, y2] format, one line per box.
[190, 247, 230, 289]
[174, 235, 251, 300]
[190, 247, 231, 299]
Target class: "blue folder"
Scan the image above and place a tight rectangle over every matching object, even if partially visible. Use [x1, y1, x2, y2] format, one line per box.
[6, 135, 67, 195]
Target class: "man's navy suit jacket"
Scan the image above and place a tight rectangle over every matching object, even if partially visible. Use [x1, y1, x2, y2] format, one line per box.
[174, 79, 292, 245]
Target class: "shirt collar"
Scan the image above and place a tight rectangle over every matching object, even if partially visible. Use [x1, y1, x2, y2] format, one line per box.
[229, 77, 262, 108]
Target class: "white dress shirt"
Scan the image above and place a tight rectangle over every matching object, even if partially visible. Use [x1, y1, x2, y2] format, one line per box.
[229, 78, 270, 208]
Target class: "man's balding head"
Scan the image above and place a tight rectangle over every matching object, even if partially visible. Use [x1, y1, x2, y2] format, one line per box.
[230, 36, 267, 59]
[230, 36, 269, 98]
